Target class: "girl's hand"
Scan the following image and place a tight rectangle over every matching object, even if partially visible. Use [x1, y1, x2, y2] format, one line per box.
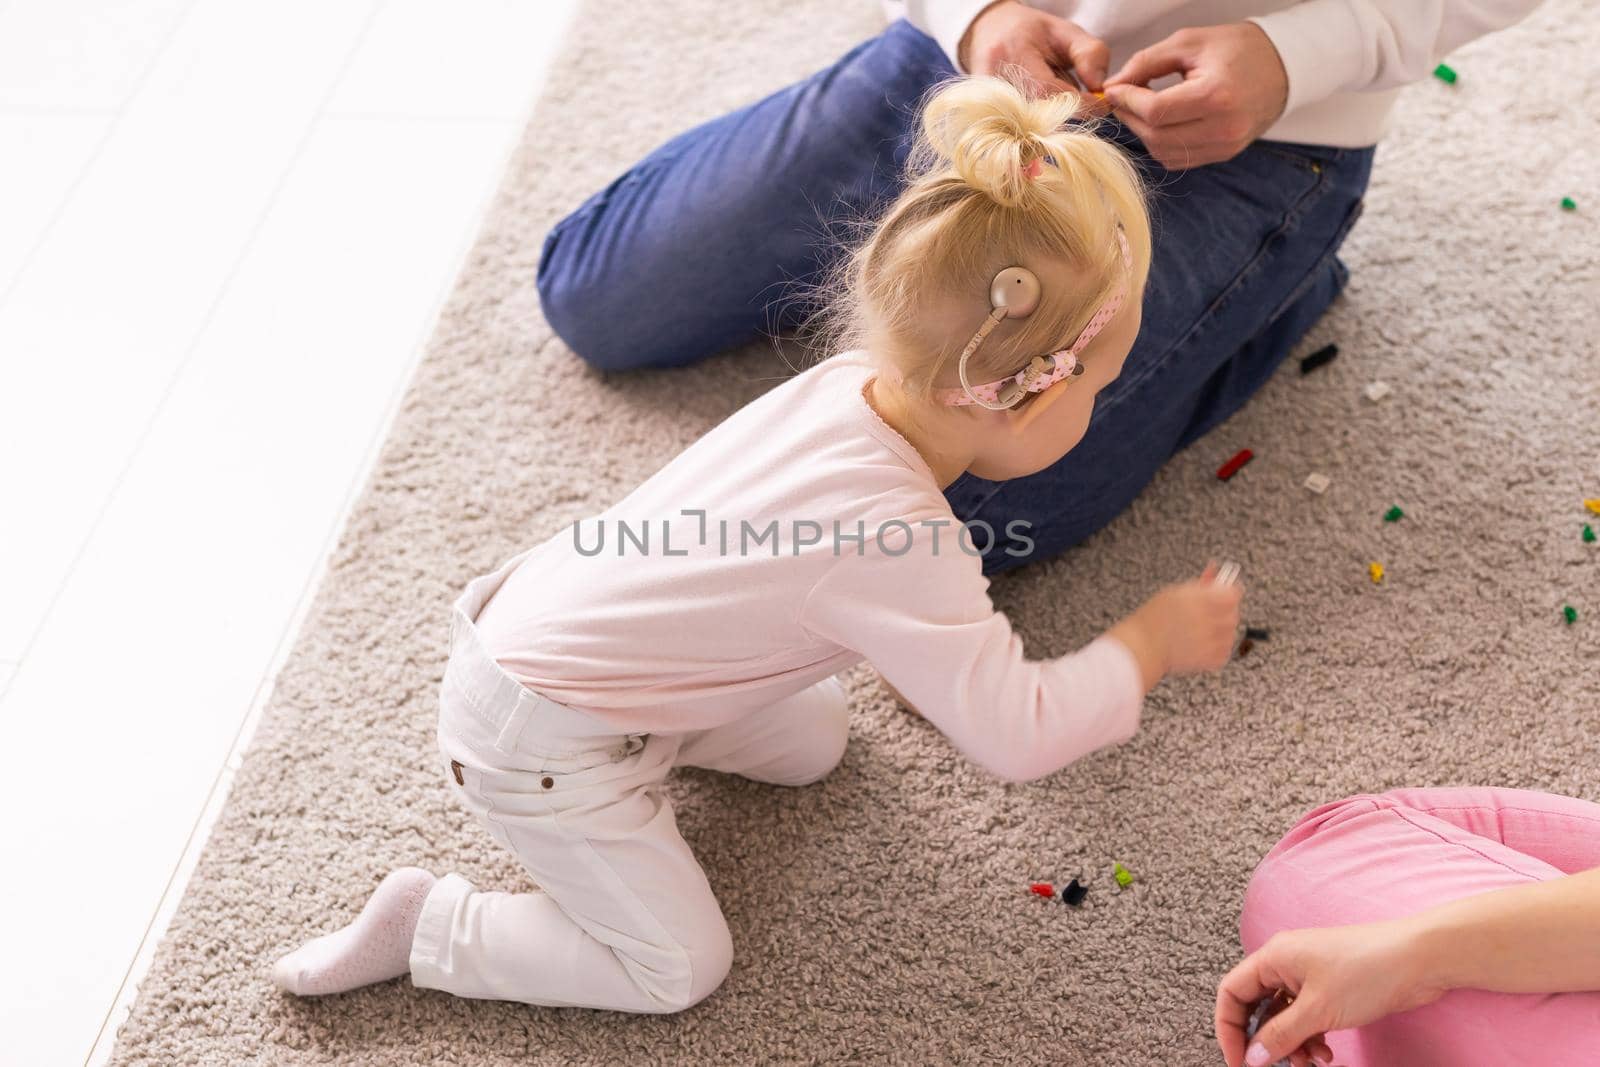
[1109, 563, 1242, 689]
[1215, 920, 1447, 1066]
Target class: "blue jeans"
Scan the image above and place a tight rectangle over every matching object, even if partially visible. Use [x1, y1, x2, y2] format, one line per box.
[537, 20, 1375, 574]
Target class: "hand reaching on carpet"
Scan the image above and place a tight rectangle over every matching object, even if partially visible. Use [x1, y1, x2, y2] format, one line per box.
[1215, 920, 1443, 1066]
[1108, 563, 1242, 691]
[1219, 867, 1600, 1065]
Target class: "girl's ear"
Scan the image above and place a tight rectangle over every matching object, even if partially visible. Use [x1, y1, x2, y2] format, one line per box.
[1009, 380, 1071, 433]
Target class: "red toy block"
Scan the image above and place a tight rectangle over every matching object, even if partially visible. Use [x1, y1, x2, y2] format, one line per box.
[1029, 883, 1054, 898]
[1216, 448, 1254, 481]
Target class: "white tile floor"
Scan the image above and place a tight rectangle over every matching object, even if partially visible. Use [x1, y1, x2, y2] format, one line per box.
[0, 2, 578, 1063]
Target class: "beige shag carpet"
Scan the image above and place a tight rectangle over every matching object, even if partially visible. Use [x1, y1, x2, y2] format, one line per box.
[111, 1, 1598, 1063]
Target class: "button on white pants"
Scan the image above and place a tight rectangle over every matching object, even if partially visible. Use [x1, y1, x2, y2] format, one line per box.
[409, 558, 849, 1013]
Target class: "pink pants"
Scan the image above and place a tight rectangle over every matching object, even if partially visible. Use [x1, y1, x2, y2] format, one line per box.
[1240, 788, 1600, 1066]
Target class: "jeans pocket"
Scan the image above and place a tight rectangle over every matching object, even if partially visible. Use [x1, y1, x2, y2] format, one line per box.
[513, 731, 647, 769]
[1206, 146, 1330, 295]
[1127, 140, 1333, 395]
[439, 744, 521, 853]
[472, 733, 650, 818]
[1255, 139, 1347, 170]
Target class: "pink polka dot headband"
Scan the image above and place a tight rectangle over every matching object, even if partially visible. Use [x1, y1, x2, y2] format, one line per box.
[937, 228, 1132, 409]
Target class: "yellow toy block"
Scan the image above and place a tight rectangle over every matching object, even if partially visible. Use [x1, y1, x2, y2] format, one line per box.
[1369, 561, 1385, 584]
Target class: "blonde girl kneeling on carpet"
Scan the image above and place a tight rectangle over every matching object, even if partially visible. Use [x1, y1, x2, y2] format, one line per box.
[272, 76, 1242, 1014]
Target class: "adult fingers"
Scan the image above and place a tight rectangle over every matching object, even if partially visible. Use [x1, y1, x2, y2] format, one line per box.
[1104, 33, 1192, 89]
[1111, 108, 1214, 170]
[1049, 22, 1109, 89]
[1104, 76, 1213, 127]
[1009, 51, 1076, 98]
[1216, 948, 1308, 1066]
[1074, 89, 1114, 118]
[1216, 994, 1258, 1064]
[1216, 959, 1275, 1065]
[1290, 1042, 1336, 1067]
[1251, 996, 1330, 1067]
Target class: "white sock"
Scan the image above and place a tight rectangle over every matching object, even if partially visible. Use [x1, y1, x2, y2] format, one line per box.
[272, 867, 437, 996]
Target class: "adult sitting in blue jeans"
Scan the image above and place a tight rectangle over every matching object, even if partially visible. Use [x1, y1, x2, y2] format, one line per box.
[536, 0, 1538, 574]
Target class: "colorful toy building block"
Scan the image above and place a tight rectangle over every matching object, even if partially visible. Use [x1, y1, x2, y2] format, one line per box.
[1216, 449, 1254, 481]
[1561, 197, 1578, 211]
[1304, 472, 1331, 494]
[1369, 562, 1385, 584]
[1237, 638, 1256, 658]
[1584, 525, 1596, 544]
[1113, 862, 1134, 888]
[1365, 381, 1392, 402]
[1384, 506, 1404, 522]
[1433, 63, 1457, 83]
[1029, 882, 1054, 898]
[1299, 344, 1339, 374]
[1564, 605, 1579, 625]
[1245, 627, 1270, 641]
[1585, 499, 1600, 516]
[1062, 879, 1088, 907]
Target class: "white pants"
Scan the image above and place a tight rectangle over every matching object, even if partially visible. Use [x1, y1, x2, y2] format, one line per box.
[409, 553, 850, 1013]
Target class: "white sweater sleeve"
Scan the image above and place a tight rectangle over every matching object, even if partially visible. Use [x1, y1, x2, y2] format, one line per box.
[1249, 0, 1544, 117]
[902, 0, 999, 72]
[799, 537, 1143, 783]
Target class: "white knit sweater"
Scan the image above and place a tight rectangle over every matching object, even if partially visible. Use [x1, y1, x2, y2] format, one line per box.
[898, 0, 1542, 146]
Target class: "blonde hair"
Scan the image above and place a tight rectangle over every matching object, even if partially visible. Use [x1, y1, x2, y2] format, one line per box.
[818, 76, 1152, 401]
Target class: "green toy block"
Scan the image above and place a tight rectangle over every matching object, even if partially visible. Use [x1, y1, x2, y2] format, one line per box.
[1113, 862, 1134, 888]
[1561, 197, 1578, 211]
[1433, 63, 1458, 84]
[1384, 506, 1404, 523]
[1564, 605, 1579, 625]
[1584, 524, 1596, 544]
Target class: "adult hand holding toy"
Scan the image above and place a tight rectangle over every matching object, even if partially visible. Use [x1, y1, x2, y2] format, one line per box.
[1101, 22, 1289, 169]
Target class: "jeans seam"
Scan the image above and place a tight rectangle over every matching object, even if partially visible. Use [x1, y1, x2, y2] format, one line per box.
[961, 153, 1357, 533]
[543, 775, 696, 1008]
[1100, 152, 1336, 415]
[1387, 806, 1554, 883]
[1400, 803, 1600, 831]
[545, 144, 692, 246]
[1259, 196, 1364, 328]
[575, 831, 696, 1008]
[464, 763, 519, 853]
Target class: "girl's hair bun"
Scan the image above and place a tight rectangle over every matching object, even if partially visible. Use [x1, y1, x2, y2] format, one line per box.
[919, 76, 1084, 208]
[801, 72, 1150, 403]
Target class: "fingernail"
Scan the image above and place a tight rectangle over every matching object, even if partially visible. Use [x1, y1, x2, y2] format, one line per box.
[1245, 1042, 1272, 1067]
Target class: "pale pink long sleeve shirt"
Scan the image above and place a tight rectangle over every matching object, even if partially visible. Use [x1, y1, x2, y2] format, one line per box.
[474, 354, 1143, 782]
